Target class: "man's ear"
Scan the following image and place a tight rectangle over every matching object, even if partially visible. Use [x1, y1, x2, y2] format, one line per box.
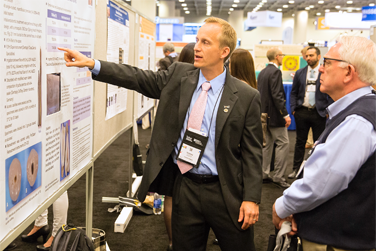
[318, 54, 321, 60]
[221, 47, 230, 60]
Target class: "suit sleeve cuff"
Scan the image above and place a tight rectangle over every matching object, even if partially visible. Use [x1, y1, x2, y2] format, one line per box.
[275, 196, 291, 219]
[90, 59, 101, 76]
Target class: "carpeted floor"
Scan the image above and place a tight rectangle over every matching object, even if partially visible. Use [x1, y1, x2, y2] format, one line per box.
[10, 126, 306, 251]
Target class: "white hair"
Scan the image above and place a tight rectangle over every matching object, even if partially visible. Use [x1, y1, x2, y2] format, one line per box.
[337, 36, 376, 86]
[163, 42, 175, 53]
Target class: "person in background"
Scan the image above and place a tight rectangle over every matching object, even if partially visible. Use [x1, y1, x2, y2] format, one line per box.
[288, 47, 333, 179]
[158, 42, 178, 71]
[273, 35, 376, 251]
[257, 48, 291, 188]
[21, 192, 69, 251]
[178, 43, 195, 64]
[229, 48, 257, 89]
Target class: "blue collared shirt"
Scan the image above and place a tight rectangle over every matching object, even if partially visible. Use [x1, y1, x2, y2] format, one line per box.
[275, 86, 376, 218]
[173, 69, 226, 175]
[91, 60, 226, 175]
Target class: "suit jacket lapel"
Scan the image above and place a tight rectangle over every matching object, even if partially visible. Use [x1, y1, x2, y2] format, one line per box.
[215, 71, 238, 150]
[178, 69, 200, 129]
[301, 66, 308, 93]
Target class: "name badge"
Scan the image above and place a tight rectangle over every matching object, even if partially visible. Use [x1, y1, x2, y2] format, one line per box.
[177, 128, 208, 167]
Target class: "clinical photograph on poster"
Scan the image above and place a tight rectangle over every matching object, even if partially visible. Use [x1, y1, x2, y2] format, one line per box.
[46, 73, 61, 115]
[5, 142, 42, 212]
[60, 120, 70, 181]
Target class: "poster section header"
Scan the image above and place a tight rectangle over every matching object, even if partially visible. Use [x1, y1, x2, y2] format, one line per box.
[108, 1, 129, 26]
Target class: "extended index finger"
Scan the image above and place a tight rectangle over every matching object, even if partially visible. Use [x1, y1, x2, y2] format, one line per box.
[57, 47, 72, 53]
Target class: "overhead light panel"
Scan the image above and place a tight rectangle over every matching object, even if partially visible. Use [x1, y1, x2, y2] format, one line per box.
[325, 9, 330, 12]
[305, 7, 310, 10]
[179, 0, 184, 2]
[229, 8, 234, 11]
[283, 5, 288, 8]
[185, 11, 190, 14]
[184, 7, 188, 10]
[288, 1, 294, 3]
[335, 6, 341, 9]
[316, 13, 321, 16]
[232, 4, 237, 7]
[292, 14, 295, 16]
[318, 1, 324, 4]
[207, 3, 211, 5]
[346, 1, 353, 4]
[182, 3, 187, 6]
[370, 3, 375, 6]
[262, 0, 267, 2]
[310, 5, 314, 8]
[277, 8, 282, 11]
[234, 0, 240, 2]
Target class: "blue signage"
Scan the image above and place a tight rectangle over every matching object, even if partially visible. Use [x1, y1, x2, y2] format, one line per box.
[108, 1, 129, 26]
[184, 25, 201, 35]
[362, 6, 376, 21]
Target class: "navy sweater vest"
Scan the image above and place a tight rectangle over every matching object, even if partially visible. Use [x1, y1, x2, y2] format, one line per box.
[294, 94, 376, 249]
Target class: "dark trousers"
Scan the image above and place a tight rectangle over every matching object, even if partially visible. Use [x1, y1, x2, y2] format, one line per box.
[292, 107, 326, 171]
[172, 174, 255, 251]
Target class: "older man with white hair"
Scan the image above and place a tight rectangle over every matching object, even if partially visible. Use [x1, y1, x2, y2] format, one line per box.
[272, 36, 376, 250]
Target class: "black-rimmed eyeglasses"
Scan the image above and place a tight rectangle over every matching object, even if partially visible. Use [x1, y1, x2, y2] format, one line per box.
[323, 57, 351, 67]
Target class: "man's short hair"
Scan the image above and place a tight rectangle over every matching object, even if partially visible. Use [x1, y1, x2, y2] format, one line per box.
[266, 47, 280, 61]
[338, 36, 376, 86]
[204, 17, 237, 62]
[301, 47, 308, 54]
[306, 46, 320, 56]
[163, 42, 175, 53]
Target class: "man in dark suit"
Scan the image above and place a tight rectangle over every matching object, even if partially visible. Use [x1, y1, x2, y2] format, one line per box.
[59, 17, 262, 251]
[257, 48, 291, 188]
[289, 47, 332, 178]
[158, 42, 178, 71]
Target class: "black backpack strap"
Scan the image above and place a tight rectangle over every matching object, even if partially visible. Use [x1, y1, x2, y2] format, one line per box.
[167, 55, 174, 64]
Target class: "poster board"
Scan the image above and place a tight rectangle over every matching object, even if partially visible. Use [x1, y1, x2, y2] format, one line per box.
[134, 15, 156, 119]
[93, 0, 136, 157]
[0, 0, 95, 243]
[254, 44, 303, 82]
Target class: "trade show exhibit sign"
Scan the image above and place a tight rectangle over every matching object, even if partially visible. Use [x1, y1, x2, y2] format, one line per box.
[246, 11, 282, 28]
[0, 0, 95, 241]
[105, 0, 130, 120]
[137, 16, 156, 118]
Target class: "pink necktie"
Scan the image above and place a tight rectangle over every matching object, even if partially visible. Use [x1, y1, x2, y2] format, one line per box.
[177, 81, 211, 174]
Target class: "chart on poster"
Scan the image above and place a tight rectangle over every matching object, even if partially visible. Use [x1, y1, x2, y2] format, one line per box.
[0, 0, 95, 241]
[105, 0, 129, 120]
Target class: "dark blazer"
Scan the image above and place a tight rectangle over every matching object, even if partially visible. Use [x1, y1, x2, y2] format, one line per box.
[94, 61, 263, 230]
[290, 66, 333, 117]
[158, 55, 177, 71]
[257, 64, 288, 127]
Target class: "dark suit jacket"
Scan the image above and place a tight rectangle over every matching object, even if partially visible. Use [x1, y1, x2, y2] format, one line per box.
[94, 61, 263, 230]
[257, 64, 288, 127]
[290, 66, 333, 117]
[158, 55, 177, 71]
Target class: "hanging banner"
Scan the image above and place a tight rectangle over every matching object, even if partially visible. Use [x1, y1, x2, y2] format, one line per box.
[246, 11, 282, 28]
[362, 6, 376, 21]
[1, 0, 95, 241]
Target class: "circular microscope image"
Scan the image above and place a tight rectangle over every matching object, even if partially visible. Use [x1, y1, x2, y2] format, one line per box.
[65, 131, 70, 176]
[27, 149, 39, 187]
[8, 158, 22, 202]
[61, 124, 66, 178]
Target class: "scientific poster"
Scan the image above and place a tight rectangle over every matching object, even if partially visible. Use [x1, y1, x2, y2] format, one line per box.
[0, 0, 95, 241]
[137, 16, 156, 118]
[105, 1, 129, 120]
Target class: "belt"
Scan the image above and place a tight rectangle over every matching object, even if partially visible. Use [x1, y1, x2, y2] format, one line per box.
[183, 172, 219, 184]
[301, 106, 315, 111]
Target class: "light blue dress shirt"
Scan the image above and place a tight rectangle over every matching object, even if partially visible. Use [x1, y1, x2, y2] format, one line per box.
[91, 60, 226, 175]
[275, 86, 376, 218]
[173, 69, 226, 175]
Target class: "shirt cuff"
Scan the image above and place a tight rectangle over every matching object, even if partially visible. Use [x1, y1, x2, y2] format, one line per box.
[90, 59, 101, 76]
[283, 114, 290, 119]
[275, 196, 291, 219]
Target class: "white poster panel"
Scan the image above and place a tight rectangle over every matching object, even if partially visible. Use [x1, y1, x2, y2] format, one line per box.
[137, 16, 155, 118]
[0, 0, 95, 241]
[105, 0, 130, 120]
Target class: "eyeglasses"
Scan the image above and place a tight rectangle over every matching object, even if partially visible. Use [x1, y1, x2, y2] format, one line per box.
[277, 54, 285, 57]
[323, 57, 351, 67]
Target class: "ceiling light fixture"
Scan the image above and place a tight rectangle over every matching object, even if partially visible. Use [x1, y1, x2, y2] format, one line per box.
[234, 0, 240, 3]
[346, 1, 353, 4]
[288, 0, 294, 3]
[184, 7, 188, 10]
[232, 4, 237, 7]
[318, 1, 324, 4]
[179, 0, 184, 2]
[335, 6, 341, 9]
[310, 5, 314, 8]
[283, 5, 288, 8]
[316, 13, 321, 15]
[230, 8, 234, 11]
[292, 13, 295, 16]
[325, 9, 330, 12]
[370, 3, 375, 6]
[182, 3, 187, 7]
[185, 11, 190, 14]
[305, 7, 310, 10]
[277, 8, 282, 11]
